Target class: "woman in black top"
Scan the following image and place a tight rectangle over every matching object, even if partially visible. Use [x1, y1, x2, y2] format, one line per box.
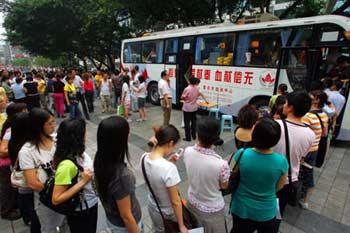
[94, 116, 142, 233]
[23, 76, 40, 110]
[234, 104, 259, 150]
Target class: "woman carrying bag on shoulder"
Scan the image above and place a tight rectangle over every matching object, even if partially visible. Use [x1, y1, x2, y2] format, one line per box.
[229, 118, 288, 233]
[142, 125, 188, 233]
[51, 118, 98, 233]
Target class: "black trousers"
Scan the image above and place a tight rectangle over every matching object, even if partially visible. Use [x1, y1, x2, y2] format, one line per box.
[115, 89, 121, 106]
[84, 91, 94, 112]
[0, 166, 18, 217]
[18, 192, 41, 233]
[231, 214, 277, 233]
[77, 92, 90, 120]
[67, 204, 98, 233]
[183, 111, 197, 140]
[275, 185, 290, 231]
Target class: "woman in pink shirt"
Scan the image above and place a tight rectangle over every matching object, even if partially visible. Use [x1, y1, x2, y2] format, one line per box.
[181, 77, 207, 142]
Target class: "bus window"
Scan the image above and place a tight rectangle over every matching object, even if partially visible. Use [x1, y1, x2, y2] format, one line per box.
[235, 29, 288, 67]
[291, 26, 313, 47]
[165, 39, 178, 64]
[319, 24, 346, 43]
[195, 33, 235, 66]
[123, 42, 141, 63]
[142, 40, 164, 63]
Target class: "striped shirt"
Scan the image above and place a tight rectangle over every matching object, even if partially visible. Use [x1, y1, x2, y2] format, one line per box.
[302, 112, 328, 152]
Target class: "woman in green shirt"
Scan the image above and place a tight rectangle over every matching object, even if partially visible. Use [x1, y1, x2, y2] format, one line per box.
[230, 118, 288, 233]
[52, 118, 98, 233]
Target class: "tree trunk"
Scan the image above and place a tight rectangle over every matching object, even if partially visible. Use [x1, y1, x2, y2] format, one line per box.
[325, 0, 337, 14]
[279, 0, 304, 19]
[106, 53, 115, 71]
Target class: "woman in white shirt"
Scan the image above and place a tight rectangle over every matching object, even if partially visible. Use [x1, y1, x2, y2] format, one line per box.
[141, 125, 188, 233]
[183, 117, 230, 233]
[121, 76, 131, 122]
[133, 75, 147, 122]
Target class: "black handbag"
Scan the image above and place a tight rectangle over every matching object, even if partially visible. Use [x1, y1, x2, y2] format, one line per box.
[282, 120, 302, 207]
[141, 155, 198, 232]
[221, 149, 245, 196]
[39, 159, 88, 216]
[311, 111, 328, 168]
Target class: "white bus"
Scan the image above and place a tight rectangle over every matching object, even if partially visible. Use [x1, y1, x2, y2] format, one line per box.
[121, 15, 350, 141]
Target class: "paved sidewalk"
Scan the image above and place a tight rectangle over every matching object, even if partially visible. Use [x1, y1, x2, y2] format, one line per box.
[1, 104, 350, 233]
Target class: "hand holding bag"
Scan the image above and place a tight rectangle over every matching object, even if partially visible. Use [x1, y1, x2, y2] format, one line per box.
[141, 155, 198, 232]
[221, 149, 245, 196]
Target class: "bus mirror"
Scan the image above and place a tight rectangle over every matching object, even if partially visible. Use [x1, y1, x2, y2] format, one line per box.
[343, 31, 350, 40]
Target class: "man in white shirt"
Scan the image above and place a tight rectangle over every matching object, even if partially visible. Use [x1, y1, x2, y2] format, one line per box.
[158, 70, 172, 125]
[328, 80, 346, 116]
[274, 91, 315, 231]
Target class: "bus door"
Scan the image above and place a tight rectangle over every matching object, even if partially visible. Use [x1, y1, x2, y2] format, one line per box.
[176, 37, 195, 105]
[277, 47, 319, 92]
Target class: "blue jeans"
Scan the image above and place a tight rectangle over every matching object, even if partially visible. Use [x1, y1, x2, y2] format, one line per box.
[69, 102, 81, 119]
[107, 220, 143, 233]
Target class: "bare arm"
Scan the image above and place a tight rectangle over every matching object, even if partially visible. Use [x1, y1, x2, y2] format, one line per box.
[52, 169, 92, 205]
[167, 186, 187, 232]
[116, 195, 140, 233]
[0, 139, 9, 158]
[64, 91, 70, 105]
[23, 169, 44, 191]
[276, 174, 287, 192]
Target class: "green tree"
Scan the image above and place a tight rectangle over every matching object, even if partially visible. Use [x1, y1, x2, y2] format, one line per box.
[4, 0, 130, 70]
[11, 58, 31, 67]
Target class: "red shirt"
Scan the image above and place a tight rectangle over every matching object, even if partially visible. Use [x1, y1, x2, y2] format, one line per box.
[83, 80, 94, 91]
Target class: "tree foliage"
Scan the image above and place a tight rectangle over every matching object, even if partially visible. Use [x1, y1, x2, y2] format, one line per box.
[4, 0, 130, 70]
[11, 58, 31, 67]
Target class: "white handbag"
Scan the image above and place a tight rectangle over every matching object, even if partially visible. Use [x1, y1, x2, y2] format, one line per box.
[11, 158, 48, 188]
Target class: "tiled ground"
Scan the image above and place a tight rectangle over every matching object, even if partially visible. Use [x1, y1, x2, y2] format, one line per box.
[1, 103, 350, 233]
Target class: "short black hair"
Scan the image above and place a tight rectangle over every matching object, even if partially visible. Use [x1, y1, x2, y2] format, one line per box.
[161, 70, 167, 78]
[237, 105, 259, 129]
[189, 77, 198, 85]
[333, 80, 343, 91]
[286, 91, 311, 117]
[337, 55, 349, 64]
[278, 84, 288, 95]
[197, 117, 220, 148]
[252, 118, 281, 149]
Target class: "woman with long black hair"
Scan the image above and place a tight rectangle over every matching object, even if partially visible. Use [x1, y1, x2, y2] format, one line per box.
[0, 103, 27, 221]
[18, 108, 66, 233]
[94, 116, 142, 233]
[51, 118, 98, 233]
[9, 112, 41, 233]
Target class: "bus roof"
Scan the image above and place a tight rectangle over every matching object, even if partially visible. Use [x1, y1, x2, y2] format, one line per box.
[123, 15, 350, 43]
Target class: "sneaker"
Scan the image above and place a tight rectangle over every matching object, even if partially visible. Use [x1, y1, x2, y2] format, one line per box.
[136, 119, 143, 122]
[127, 119, 132, 123]
[298, 200, 309, 209]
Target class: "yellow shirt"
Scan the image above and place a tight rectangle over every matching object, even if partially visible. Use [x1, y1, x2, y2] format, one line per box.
[38, 80, 46, 94]
[0, 113, 7, 133]
[64, 83, 76, 94]
[95, 74, 102, 87]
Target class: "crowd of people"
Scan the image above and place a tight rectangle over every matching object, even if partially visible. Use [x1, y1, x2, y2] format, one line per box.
[0, 66, 148, 123]
[0, 64, 347, 233]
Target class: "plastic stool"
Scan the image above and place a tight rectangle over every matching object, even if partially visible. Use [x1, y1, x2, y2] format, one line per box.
[221, 115, 234, 133]
[209, 108, 220, 119]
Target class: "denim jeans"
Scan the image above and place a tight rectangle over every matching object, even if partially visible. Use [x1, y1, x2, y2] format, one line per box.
[107, 219, 143, 233]
[69, 102, 81, 119]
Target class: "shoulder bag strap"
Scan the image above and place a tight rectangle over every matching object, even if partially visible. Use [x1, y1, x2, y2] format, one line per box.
[141, 155, 166, 220]
[231, 149, 245, 171]
[311, 111, 325, 130]
[282, 120, 293, 184]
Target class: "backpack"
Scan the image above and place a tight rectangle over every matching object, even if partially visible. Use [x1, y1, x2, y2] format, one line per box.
[39, 159, 88, 216]
[311, 111, 328, 168]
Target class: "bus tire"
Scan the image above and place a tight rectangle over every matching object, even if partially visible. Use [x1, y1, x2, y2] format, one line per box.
[148, 82, 160, 105]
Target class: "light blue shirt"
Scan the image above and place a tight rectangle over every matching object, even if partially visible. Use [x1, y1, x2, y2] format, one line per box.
[328, 91, 345, 114]
[11, 83, 26, 100]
